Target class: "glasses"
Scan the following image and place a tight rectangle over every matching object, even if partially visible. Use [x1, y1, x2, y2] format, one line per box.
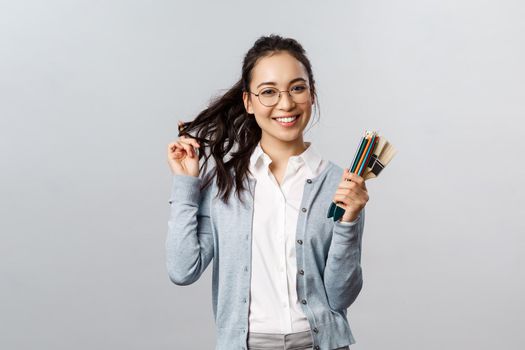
[248, 84, 311, 107]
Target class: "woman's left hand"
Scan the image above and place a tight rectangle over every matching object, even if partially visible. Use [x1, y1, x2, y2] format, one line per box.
[333, 168, 369, 223]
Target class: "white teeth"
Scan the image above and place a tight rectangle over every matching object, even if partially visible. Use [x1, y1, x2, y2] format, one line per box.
[275, 115, 298, 123]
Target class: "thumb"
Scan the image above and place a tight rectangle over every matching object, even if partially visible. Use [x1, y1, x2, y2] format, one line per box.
[342, 168, 354, 182]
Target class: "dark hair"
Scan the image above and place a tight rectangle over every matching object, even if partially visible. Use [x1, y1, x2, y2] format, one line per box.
[178, 34, 320, 204]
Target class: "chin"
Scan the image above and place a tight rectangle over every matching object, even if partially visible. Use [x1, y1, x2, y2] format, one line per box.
[276, 132, 305, 143]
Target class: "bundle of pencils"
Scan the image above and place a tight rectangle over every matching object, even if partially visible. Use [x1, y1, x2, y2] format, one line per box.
[327, 130, 397, 222]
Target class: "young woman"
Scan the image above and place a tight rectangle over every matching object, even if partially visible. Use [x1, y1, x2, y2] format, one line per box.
[166, 34, 369, 350]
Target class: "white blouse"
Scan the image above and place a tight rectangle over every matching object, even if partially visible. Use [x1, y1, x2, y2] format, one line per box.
[247, 141, 329, 334]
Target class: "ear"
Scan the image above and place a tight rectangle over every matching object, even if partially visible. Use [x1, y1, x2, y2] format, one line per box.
[242, 91, 254, 115]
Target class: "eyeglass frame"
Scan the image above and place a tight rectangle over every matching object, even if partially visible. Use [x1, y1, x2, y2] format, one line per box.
[245, 84, 312, 107]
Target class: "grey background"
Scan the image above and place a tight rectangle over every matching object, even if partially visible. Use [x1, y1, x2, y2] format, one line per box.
[1, 0, 524, 349]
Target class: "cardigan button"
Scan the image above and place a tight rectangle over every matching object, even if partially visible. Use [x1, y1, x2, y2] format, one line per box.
[314, 346, 320, 350]
[301, 208, 307, 212]
[313, 327, 318, 333]
[301, 299, 307, 304]
[297, 239, 303, 245]
[298, 269, 304, 275]
[306, 179, 312, 184]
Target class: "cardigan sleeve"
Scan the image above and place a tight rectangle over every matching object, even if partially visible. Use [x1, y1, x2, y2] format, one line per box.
[322, 207, 365, 311]
[165, 174, 214, 286]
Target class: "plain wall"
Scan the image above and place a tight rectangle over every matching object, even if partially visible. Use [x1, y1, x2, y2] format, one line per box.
[1, 1, 524, 349]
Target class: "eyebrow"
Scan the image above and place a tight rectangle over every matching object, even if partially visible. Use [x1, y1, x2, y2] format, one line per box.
[256, 77, 307, 90]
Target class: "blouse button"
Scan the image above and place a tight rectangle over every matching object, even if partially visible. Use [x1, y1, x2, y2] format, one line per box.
[297, 239, 303, 245]
[301, 299, 307, 304]
[314, 346, 320, 350]
[306, 179, 312, 184]
[299, 269, 304, 275]
[313, 327, 318, 333]
[301, 208, 307, 212]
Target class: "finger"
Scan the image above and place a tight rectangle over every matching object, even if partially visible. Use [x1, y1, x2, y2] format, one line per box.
[334, 189, 368, 203]
[169, 142, 187, 157]
[333, 193, 365, 208]
[179, 135, 200, 147]
[337, 180, 359, 190]
[168, 141, 182, 154]
[342, 170, 365, 185]
[179, 136, 200, 149]
[341, 168, 350, 181]
[169, 141, 186, 151]
[178, 140, 195, 158]
[173, 141, 191, 153]
[338, 180, 367, 193]
[335, 184, 369, 199]
[172, 149, 185, 160]
[333, 193, 358, 208]
[334, 187, 362, 198]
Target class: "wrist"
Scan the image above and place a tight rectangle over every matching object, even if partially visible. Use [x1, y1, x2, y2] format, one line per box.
[340, 210, 360, 223]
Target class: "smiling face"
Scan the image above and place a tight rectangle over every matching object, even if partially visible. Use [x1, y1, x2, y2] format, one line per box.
[242, 51, 314, 151]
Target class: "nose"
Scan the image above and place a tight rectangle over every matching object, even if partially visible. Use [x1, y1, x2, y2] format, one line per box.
[276, 91, 295, 110]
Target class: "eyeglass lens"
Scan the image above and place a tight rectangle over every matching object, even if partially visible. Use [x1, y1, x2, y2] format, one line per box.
[258, 85, 310, 106]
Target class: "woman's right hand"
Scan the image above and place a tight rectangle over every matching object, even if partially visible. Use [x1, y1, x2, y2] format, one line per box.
[167, 124, 201, 177]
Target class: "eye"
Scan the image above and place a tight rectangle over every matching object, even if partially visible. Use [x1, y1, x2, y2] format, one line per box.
[261, 88, 277, 96]
[291, 85, 307, 92]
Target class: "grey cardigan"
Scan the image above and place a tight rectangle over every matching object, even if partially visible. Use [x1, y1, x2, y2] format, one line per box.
[166, 160, 365, 350]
